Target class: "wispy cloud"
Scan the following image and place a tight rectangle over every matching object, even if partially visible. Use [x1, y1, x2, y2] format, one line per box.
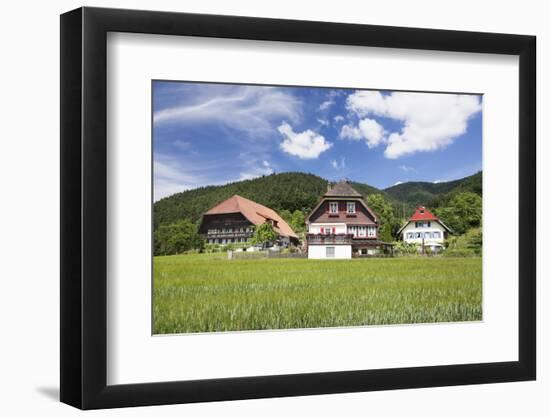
[154, 85, 301, 138]
[317, 118, 329, 127]
[345, 91, 481, 158]
[239, 160, 274, 181]
[278, 122, 332, 159]
[153, 152, 241, 201]
[333, 115, 345, 123]
[153, 159, 200, 201]
[331, 156, 346, 170]
[319, 99, 335, 111]
[399, 164, 416, 172]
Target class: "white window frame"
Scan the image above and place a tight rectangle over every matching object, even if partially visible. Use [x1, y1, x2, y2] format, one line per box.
[326, 246, 335, 258]
[329, 202, 338, 214]
[433, 231, 441, 239]
[367, 226, 376, 237]
[347, 201, 356, 213]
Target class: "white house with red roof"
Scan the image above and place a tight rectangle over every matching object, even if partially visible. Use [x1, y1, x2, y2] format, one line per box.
[397, 206, 452, 253]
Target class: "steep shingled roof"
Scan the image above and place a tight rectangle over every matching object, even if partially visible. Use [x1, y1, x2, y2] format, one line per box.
[203, 195, 298, 238]
[324, 180, 363, 198]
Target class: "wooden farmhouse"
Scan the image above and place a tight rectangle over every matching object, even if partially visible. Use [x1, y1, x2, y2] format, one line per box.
[397, 206, 452, 253]
[198, 195, 298, 247]
[305, 180, 393, 259]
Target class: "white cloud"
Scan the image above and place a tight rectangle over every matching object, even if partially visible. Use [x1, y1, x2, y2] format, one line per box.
[340, 118, 386, 148]
[334, 115, 345, 123]
[393, 181, 404, 186]
[278, 122, 332, 159]
[317, 118, 329, 127]
[433, 179, 442, 184]
[345, 90, 481, 158]
[154, 85, 301, 137]
[330, 157, 346, 170]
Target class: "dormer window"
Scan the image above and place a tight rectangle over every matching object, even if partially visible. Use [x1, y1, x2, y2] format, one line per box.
[347, 202, 356, 213]
[329, 202, 338, 214]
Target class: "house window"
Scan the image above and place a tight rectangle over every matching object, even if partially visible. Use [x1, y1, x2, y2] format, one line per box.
[424, 232, 432, 239]
[367, 226, 376, 237]
[415, 232, 422, 238]
[407, 232, 414, 239]
[329, 202, 338, 213]
[433, 231, 441, 239]
[349, 226, 357, 237]
[358, 226, 367, 237]
[326, 246, 335, 258]
[347, 202, 356, 213]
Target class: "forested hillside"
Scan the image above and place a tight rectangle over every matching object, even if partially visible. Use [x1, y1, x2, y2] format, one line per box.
[154, 173, 334, 230]
[154, 171, 482, 230]
[153, 171, 483, 255]
[384, 171, 482, 210]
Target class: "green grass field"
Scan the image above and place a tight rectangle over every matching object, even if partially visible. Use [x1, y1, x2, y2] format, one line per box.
[153, 254, 482, 334]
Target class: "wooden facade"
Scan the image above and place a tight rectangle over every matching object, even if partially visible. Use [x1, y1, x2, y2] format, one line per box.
[306, 181, 393, 258]
[198, 195, 298, 246]
[199, 212, 255, 244]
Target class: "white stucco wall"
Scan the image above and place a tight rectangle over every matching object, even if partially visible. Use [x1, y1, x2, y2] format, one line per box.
[308, 244, 352, 259]
[401, 221, 446, 244]
[308, 223, 347, 234]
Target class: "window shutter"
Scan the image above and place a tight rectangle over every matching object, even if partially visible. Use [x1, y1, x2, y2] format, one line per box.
[332, 227, 336, 234]
[320, 227, 324, 234]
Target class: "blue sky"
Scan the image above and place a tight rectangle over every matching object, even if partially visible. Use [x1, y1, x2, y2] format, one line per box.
[153, 81, 482, 201]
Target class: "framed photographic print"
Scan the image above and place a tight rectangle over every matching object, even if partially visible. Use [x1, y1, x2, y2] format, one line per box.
[60, 7, 536, 409]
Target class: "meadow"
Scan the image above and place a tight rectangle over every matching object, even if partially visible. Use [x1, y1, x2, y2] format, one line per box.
[153, 254, 482, 334]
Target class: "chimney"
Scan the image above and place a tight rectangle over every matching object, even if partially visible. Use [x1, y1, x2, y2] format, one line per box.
[327, 182, 332, 192]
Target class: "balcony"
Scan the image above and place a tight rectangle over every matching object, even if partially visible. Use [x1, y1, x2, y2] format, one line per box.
[206, 232, 253, 239]
[307, 233, 353, 245]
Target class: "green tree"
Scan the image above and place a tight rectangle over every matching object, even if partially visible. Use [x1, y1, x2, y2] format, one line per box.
[154, 219, 203, 256]
[250, 222, 278, 249]
[290, 210, 306, 233]
[435, 192, 482, 235]
[367, 193, 399, 242]
[279, 209, 293, 228]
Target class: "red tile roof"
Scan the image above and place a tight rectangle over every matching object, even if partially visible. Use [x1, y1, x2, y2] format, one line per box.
[409, 206, 439, 221]
[204, 195, 298, 238]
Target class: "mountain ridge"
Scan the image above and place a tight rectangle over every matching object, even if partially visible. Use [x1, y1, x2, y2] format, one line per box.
[154, 171, 482, 229]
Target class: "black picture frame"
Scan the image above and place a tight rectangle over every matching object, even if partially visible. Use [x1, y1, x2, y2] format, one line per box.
[60, 6, 536, 410]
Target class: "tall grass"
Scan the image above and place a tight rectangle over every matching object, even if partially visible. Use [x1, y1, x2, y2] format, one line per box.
[153, 254, 482, 334]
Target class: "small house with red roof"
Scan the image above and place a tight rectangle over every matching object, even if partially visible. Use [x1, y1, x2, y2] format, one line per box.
[397, 206, 452, 252]
[198, 195, 298, 247]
